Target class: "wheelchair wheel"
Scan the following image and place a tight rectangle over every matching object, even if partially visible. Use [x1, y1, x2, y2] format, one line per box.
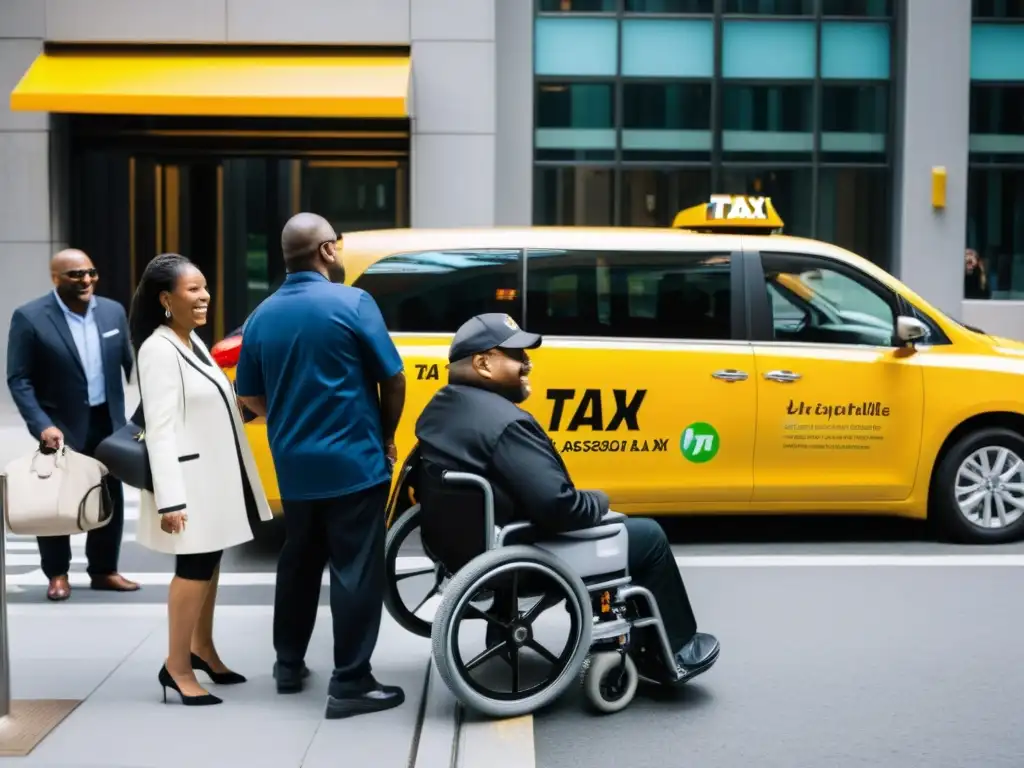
[384, 504, 445, 638]
[431, 545, 593, 719]
[581, 652, 638, 715]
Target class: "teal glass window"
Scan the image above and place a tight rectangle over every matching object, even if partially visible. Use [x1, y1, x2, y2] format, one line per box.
[722, 84, 813, 160]
[722, 21, 816, 79]
[621, 19, 714, 77]
[971, 24, 1024, 81]
[622, 82, 713, 160]
[821, 0, 892, 14]
[821, 22, 890, 79]
[821, 84, 888, 162]
[973, 0, 1024, 18]
[538, 0, 616, 10]
[536, 82, 616, 160]
[966, 168, 1024, 299]
[969, 84, 1024, 162]
[534, 17, 618, 76]
[625, 0, 714, 11]
[725, 0, 814, 14]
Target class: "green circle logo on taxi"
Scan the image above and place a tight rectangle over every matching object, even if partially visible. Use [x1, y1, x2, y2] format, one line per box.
[681, 422, 719, 463]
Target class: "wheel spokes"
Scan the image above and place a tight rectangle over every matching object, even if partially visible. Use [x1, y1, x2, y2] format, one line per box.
[525, 638, 559, 665]
[464, 604, 511, 629]
[395, 567, 435, 582]
[411, 584, 440, 614]
[465, 641, 509, 672]
[509, 645, 521, 694]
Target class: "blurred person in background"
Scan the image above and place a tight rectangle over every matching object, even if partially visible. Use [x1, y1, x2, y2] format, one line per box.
[964, 248, 990, 299]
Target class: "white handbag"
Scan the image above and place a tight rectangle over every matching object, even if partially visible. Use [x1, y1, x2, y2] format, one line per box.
[1, 443, 113, 537]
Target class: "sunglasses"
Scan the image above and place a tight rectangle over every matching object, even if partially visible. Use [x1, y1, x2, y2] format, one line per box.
[63, 268, 97, 279]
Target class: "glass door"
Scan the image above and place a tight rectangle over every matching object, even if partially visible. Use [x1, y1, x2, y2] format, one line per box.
[132, 157, 226, 347]
[130, 156, 409, 344]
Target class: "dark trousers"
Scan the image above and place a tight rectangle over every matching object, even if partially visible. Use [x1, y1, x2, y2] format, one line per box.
[38, 404, 125, 580]
[623, 517, 698, 652]
[274, 482, 390, 689]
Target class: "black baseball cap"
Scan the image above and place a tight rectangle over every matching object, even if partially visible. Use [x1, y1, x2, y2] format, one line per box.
[448, 313, 542, 363]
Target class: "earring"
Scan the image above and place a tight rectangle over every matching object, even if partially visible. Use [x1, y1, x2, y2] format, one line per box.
[164, 309, 171, 319]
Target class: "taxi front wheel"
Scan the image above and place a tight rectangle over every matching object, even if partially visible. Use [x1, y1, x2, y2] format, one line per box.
[932, 427, 1024, 544]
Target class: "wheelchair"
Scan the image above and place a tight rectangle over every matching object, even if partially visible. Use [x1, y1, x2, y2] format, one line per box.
[383, 445, 695, 720]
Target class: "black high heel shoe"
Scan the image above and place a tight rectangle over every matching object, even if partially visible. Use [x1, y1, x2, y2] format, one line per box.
[191, 652, 247, 685]
[158, 665, 222, 706]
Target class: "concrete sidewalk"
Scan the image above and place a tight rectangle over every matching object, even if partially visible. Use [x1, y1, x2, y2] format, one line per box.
[0, 603, 533, 768]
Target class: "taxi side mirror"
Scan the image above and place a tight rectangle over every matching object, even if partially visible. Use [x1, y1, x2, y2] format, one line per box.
[896, 316, 928, 345]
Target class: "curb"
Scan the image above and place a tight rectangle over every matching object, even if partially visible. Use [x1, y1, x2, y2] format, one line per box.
[409, 660, 458, 768]
[410, 659, 536, 768]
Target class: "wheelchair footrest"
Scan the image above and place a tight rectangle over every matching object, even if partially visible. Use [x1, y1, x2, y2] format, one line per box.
[591, 617, 631, 642]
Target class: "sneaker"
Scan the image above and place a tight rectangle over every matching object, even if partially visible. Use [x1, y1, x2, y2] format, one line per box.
[273, 661, 310, 694]
[325, 676, 405, 720]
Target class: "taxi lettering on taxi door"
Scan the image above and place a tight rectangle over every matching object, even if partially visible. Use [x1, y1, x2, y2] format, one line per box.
[545, 388, 670, 453]
[415, 363, 440, 380]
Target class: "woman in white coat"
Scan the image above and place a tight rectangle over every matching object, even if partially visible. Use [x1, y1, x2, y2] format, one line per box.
[129, 253, 273, 706]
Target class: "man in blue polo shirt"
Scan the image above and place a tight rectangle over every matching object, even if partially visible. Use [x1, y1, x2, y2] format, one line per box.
[235, 212, 407, 720]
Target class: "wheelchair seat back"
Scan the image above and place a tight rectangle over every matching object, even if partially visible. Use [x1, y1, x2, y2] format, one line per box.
[416, 457, 505, 574]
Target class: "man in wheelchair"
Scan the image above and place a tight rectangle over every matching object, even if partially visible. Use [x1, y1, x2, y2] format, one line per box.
[413, 312, 720, 687]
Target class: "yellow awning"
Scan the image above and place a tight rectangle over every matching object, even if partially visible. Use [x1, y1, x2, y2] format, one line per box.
[9, 48, 411, 118]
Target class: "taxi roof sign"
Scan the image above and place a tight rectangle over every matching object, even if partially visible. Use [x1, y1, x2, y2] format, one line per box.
[672, 194, 784, 233]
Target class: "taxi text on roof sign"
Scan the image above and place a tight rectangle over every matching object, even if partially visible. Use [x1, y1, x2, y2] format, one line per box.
[671, 194, 785, 233]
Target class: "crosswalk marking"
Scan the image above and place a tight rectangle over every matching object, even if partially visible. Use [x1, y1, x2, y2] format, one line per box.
[4, 557, 435, 588]
[3, 498, 140, 583]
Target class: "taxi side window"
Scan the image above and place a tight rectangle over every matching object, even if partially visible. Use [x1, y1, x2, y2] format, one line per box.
[525, 249, 733, 340]
[760, 252, 897, 347]
[353, 249, 523, 332]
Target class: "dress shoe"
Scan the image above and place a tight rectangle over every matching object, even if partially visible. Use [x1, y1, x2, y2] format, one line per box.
[46, 575, 70, 601]
[90, 573, 140, 592]
[325, 675, 405, 719]
[158, 665, 222, 706]
[673, 632, 720, 681]
[273, 661, 310, 693]
[191, 652, 246, 685]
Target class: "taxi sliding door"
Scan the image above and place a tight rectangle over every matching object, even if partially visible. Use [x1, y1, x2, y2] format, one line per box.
[746, 249, 925, 504]
[521, 246, 756, 508]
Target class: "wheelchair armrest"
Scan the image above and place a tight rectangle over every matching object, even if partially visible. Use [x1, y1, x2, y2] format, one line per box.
[552, 522, 624, 541]
[496, 521, 536, 548]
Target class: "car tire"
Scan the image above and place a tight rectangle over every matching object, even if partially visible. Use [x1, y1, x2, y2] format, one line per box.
[931, 427, 1024, 544]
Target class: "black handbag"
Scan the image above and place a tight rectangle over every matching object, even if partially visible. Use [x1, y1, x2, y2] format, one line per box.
[95, 399, 153, 492]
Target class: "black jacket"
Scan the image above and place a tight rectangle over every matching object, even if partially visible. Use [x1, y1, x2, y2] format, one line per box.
[414, 383, 608, 568]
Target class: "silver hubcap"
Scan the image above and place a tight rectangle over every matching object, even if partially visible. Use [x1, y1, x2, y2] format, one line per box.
[955, 446, 1024, 529]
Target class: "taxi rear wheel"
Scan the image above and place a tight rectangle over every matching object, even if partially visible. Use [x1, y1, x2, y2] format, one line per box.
[932, 427, 1024, 544]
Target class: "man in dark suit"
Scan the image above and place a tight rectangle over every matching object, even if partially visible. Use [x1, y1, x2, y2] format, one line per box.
[6, 248, 140, 601]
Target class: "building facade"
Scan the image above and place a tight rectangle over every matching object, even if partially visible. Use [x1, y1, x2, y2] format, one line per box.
[0, 0, 1021, 364]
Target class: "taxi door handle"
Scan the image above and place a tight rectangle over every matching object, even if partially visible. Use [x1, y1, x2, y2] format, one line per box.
[764, 369, 801, 383]
[712, 369, 748, 382]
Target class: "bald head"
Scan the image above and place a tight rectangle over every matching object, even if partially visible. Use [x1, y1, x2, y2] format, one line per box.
[50, 248, 92, 274]
[282, 213, 336, 266]
[50, 248, 97, 311]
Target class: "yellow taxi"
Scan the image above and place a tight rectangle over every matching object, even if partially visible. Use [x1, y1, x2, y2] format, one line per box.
[211, 194, 1024, 545]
